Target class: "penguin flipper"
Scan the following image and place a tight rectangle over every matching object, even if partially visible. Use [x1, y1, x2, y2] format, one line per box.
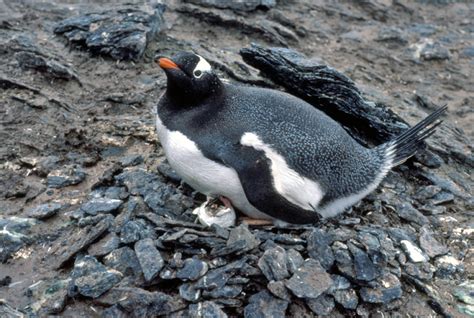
[226, 147, 322, 225]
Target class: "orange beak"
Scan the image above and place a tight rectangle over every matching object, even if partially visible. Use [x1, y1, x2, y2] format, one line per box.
[158, 58, 179, 70]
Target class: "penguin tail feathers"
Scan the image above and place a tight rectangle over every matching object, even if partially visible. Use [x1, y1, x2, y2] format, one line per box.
[380, 105, 447, 168]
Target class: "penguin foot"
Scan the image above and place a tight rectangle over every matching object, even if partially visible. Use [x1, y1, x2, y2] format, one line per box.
[239, 217, 274, 226]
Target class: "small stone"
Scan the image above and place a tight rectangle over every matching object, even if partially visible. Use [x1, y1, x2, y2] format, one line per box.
[80, 198, 122, 216]
[419, 226, 448, 258]
[176, 258, 209, 281]
[395, 202, 429, 225]
[69, 255, 122, 298]
[306, 294, 335, 316]
[267, 280, 291, 301]
[103, 247, 142, 277]
[120, 220, 142, 244]
[360, 273, 402, 303]
[349, 243, 381, 282]
[27, 278, 70, 315]
[329, 275, 351, 292]
[401, 240, 428, 263]
[404, 262, 434, 281]
[179, 283, 201, 302]
[188, 301, 228, 318]
[420, 42, 450, 60]
[134, 238, 164, 282]
[195, 259, 247, 290]
[244, 290, 288, 318]
[453, 281, 474, 305]
[26, 202, 63, 219]
[88, 233, 120, 257]
[286, 248, 304, 274]
[333, 289, 358, 309]
[307, 229, 334, 270]
[258, 246, 289, 282]
[431, 192, 454, 205]
[202, 285, 243, 299]
[285, 259, 333, 299]
[414, 185, 441, 201]
[119, 155, 144, 167]
[227, 224, 259, 253]
[47, 166, 86, 188]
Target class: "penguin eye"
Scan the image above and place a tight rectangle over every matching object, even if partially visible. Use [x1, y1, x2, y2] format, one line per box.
[193, 70, 203, 78]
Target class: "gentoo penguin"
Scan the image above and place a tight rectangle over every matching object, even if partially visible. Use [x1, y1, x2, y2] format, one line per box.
[155, 51, 446, 224]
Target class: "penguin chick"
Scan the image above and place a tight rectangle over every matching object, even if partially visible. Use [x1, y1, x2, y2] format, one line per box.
[155, 51, 446, 224]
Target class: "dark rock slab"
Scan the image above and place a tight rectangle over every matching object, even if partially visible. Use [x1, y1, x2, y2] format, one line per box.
[244, 290, 289, 318]
[258, 246, 289, 281]
[395, 202, 429, 225]
[134, 238, 164, 282]
[267, 280, 291, 301]
[96, 287, 183, 317]
[240, 43, 411, 144]
[189, 301, 228, 318]
[286, 248, 304, 274]
[360, 273, 402, 303]
[81, 198, 122, 216]
[47, 166, 86, 188]
[50, 216, 112, 269]
[307, 229, 335, 270]
[419, 226, 448, 258]
[25, 202, 63, 219]
[103, 247, 142, 277]
[69, 255, 122, 298]
[332, 288, 358, 310]
[15, 51, 79, 81]
[120, 220, 144, 244]
[202, 285, 243, 299]
[176, 257, 209, 281]
[87, 232, 120, 257]
[420, 42, 450, 61]
[306, 294, 335, 316]
[0, 300, 24, 317]
[227, 224, 260, 253]
[285, 259, 333, 299]
[349, 243, 381, 282]
[183, 0, 276, 12]
[195, 258, 247, 290]
[119, 155, 144, 167]
[179, 283, 201, 302]
[54, 4, 166, 61]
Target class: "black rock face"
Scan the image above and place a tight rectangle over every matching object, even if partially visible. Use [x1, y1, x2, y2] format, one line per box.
[54, 5, 166, 61]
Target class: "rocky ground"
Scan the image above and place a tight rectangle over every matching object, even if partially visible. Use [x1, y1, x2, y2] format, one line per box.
[0, 0, 473, 317]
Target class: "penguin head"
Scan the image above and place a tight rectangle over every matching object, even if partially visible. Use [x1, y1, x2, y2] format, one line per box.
[157, 52, 221, 105]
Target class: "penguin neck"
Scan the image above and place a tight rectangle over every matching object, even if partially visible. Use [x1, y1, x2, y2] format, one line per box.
[165, 77, 224, 108]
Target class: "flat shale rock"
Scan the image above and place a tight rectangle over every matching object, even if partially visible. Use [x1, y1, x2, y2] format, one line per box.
[176, 257, 209, 281]
[47, 165, 86, 188]
[15, 51, 79, 81]
[25, 202, 63, 219]
[244, 290, 289, 318]
[306, 294, 335, 316]
[258, 246, 290, 281]
[87, 232, 120, 257]
[419, 226, 448, 258]
[134, 238, 164, 282]
[26, 278, 70, 315]
[54, 4, 166, 61]
[0, 217, 36, 262]
[69, 255, 122, 298]
[307, 229, 335, 270]
[359, 273, 402, 304]
[80, 198, 122, 216]
[285, 259, 333, 299]
[103, 246, 142, 277]
[49, 216, 112, 269]
[240, 43, 410, 144]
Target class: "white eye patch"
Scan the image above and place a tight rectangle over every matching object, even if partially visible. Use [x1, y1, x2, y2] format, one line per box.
[193, 54, 212, 78]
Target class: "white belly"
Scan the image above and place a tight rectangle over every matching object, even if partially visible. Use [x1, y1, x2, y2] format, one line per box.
[156, 115, 270, 219]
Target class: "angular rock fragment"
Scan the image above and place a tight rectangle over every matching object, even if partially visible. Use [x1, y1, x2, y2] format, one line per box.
[244, 290, 289, 318]
[333, 288, 358, 309]
[27, 279, 70, 315]
[183, 0, 276, 12]
[88, 232, 120, 257]
[306, 294, 335, 316]
[286, 248, 304, 274]
[285, 259, 333, 299]
[179, 283, 201, 302]
[203, 285, 243, 299]
[419, 226, 448, 258]
[69, 255, 122, 298]
[360, 273, 402, 303]
[47, 166, 86, 188]
[176, 257, 209, 281]
[81, 198, 122, 216]
[15, 51, 79, 81]
[103, 247, 142, 277]
[50, 216, 112, 269]
[0, 217, 36, 262]
[134, 238, 164, 282]
[267, 280, 291, 301]
[258, 246, 290, 281]
[54, 4, 166, 61]
[401, 240, 428, 263]
[395, 202, 429, 225]
[26, 202, 63, 219]
[307, 229, 335, 270]
[349, 243, 381, 282]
